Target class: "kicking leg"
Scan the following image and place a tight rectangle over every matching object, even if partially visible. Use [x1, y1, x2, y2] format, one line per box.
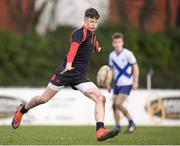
[25, 87, 58, 110]
[12, 86, 58, 129]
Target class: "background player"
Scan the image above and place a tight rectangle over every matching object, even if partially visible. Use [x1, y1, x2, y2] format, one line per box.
[108, 32, 139, 134]
[12, 8, 118, 141]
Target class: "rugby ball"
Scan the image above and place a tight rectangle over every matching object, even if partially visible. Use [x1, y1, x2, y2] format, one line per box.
[97, 65, 113, 88]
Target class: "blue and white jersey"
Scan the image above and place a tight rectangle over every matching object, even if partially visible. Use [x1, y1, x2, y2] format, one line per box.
[109, 48, 136, 86]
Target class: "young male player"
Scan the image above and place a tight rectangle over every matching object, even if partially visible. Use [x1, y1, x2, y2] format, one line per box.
[12, 8, 118, 141]
[108, 32, 139, 133]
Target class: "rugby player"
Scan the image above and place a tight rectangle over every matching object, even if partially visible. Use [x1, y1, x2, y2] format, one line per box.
[108, 32, 139, 134]
[12, 8, 118, 141]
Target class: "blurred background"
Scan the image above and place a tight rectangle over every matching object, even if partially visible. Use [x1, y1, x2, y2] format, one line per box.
[0, 0, 180, 127]
[0, 0, 180, 89]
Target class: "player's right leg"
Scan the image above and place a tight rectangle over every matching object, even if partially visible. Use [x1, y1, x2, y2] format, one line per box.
[112, 95, 121, 133]
[75, 82, 119, 141]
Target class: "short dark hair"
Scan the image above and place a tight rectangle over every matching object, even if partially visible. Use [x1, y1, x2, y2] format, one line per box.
[112, 32, 124, 40]
[85, 8, 100, 19]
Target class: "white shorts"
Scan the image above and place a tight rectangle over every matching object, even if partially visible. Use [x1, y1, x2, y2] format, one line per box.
[48, 82, 98, 93]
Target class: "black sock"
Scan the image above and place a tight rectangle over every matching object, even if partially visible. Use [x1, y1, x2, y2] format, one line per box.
[20, 105, 28, 114]
[129, 119, 134, 125]
[96, 122, 104, 131]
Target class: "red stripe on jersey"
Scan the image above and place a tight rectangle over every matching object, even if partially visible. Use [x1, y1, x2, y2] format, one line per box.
[67, 42, 80, 63]
[50, 74, 60, 83]
[94, 41, 100, 52]
[81, 26, 87, 43]
[70, 26, 87, 44]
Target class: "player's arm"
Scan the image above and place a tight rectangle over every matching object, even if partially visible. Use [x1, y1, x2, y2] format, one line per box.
[132, 63, 139, 90]
[107, 54, 114, 92]
[127, 51, 139, 90]
[61, 29, 82, 74]
[61, 42, 80, 74]
[66, 42, 80, 67]
[107, 67, 114, 92]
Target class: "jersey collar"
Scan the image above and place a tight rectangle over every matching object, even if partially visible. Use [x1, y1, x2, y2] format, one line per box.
[115, 49, 124, 56]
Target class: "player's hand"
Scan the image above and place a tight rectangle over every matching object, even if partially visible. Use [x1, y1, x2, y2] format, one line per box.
[60, 62, 74, 74]
[93, 47, 101, 53]
[97, 47, 101, 52]
[132, 82, 138, 90]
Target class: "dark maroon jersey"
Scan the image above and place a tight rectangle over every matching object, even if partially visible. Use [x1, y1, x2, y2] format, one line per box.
[63, 25, 98, 74]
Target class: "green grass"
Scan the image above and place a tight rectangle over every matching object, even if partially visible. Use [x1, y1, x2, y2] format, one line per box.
[0, 126, 180, 145]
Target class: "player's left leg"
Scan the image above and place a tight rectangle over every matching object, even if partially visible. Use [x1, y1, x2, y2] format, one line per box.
[75, 82, 118, 141]
[115, 94, 132, 119]
[115, 93, 136, 133]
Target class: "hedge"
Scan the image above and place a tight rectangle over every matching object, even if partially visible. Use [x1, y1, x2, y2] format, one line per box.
[0, 24, 179, 88]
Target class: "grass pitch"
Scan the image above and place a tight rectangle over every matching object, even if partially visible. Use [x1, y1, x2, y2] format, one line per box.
[0, 126, 179, 145]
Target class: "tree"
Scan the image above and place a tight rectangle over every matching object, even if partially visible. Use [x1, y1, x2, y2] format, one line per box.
[139, 0, 155, 29]
[115, 0, 128, 23]
[176, 5, 180, 27]
[6, 0, 48, 32]
[166, 0, 173, 28]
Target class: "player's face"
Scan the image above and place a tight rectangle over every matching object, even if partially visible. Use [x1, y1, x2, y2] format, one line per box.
[112, 38, 124, 52]
[84, 17, 98, 31]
